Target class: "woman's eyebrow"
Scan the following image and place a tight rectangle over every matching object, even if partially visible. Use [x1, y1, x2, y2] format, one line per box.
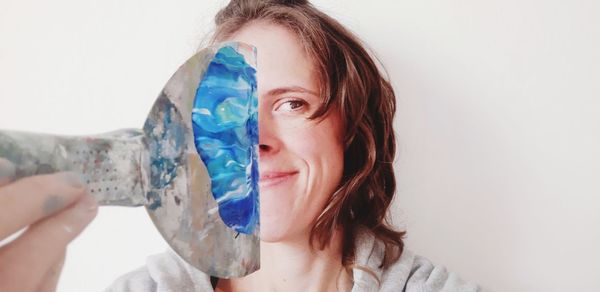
[265, 86, 319, 97]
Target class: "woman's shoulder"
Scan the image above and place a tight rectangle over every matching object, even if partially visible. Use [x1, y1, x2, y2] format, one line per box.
[382, 249, 481, 292]
[105, 249, 213, 292]
[106, 232, 480, 292]
[106, 266, 156, 292]
[353, 229, 481, 291]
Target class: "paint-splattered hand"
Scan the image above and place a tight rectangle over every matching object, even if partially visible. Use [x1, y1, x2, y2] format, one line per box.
[0, 158, 98, 292]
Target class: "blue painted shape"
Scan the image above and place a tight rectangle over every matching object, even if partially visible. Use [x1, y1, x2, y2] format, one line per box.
[192, 45, 259, 234]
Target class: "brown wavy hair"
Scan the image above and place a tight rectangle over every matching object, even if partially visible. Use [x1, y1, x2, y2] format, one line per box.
[211, 0, 405, 272]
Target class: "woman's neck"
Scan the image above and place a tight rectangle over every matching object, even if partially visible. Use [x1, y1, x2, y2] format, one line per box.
[216, 229, 352, 292]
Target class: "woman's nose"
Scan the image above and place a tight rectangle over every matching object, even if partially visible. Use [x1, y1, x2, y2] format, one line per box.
[258, 110, 279, 157]
[259, 143, 271, 152]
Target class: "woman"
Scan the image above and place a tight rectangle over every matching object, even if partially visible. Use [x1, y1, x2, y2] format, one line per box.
[0, 0, 479, 291]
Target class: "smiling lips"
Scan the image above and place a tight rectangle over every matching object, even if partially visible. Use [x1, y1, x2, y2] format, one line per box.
[259, 171, 298, 188]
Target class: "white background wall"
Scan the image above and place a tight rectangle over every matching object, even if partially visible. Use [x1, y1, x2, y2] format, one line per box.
[1, 0, 598, 291]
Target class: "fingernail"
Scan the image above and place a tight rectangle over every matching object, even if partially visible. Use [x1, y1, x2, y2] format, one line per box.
[58, 172, 85, 188]
[62, 225, 74, 234]
[0, 158, 16, 181]
[78, 193, 98, 213]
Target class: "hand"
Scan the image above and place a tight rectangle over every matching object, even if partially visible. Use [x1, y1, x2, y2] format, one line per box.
[0, 158, 98, 292]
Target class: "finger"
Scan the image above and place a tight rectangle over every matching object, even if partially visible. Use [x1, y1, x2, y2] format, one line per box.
[0, 194, 97, 292]
[0, 171, 87, 239]
[0, 158, 16, 187]
[37, 250, 66, 292]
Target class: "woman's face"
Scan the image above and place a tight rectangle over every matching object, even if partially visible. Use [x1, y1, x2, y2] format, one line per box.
[226, 22, 344, 242]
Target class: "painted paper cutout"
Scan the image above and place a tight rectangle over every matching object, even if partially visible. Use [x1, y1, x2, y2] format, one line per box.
[0, 42, 260, 278]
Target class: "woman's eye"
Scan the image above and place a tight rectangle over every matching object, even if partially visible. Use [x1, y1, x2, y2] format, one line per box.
[275, 99, 307, 112]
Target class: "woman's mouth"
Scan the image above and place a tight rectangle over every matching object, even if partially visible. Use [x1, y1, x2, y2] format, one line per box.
[259, 171, 298, 188]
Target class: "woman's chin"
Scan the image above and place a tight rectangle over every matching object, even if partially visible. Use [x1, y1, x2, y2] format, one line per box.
[258, 235, 283, 243]
[258, 223, 302, 243]
[258, 227, 289, 243]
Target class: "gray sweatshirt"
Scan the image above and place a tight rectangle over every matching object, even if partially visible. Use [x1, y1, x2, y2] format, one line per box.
[106, 230, 480, 292]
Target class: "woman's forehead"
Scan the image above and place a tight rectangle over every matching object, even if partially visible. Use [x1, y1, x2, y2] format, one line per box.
[226, 22, 319, 95]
